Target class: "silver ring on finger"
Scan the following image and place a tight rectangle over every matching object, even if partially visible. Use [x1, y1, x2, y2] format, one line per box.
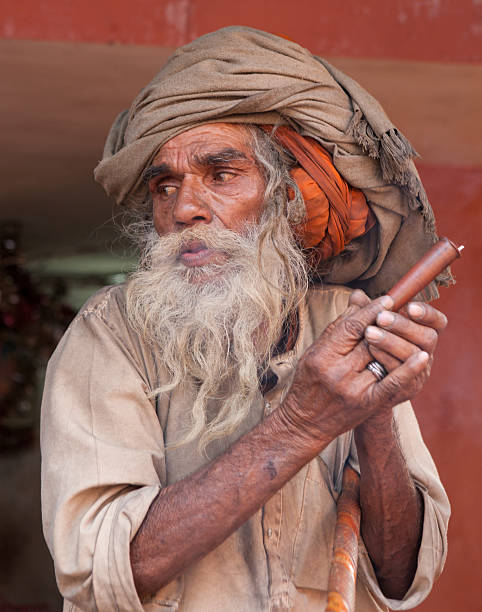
[366, 360, 388, 381]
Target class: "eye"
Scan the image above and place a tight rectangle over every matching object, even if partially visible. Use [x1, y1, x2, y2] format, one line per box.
[213, 170, 236, 183]
[156, 184, 178, 200]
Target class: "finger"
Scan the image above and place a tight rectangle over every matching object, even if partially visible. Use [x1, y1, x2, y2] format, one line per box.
[329, 295, 393, 351]
[349, 339, 374, 372]
[405, 302, 448, 331]
[366, 325, 422, 361]
[371, 351, 429, 404]
[375, 311, 439, 354]
[366, 346, 401, 372]
[337, 295, 369, 325]
[348, 289, 371, 309]
[339, 304, 363, 320]
[350, 339, 401, 374]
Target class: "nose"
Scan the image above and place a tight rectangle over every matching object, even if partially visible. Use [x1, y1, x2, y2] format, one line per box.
[172, 176, 213, 228]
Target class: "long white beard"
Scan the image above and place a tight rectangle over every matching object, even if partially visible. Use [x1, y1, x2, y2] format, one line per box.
[126, 215, 307, 451]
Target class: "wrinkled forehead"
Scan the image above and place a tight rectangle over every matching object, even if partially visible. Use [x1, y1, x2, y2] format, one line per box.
[153, 122, 256, 165]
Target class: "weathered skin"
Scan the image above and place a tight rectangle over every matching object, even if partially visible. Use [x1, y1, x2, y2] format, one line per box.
[130, 123, 447, 601]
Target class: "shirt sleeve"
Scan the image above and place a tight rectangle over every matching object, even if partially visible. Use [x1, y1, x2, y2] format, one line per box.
[41, 296, 165, 611]
[349, 400, 450, 610]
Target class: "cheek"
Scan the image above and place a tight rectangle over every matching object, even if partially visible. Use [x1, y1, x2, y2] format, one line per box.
[152, 200, 173, 236]
[219, 178, 266, 229]
[245, 178, 266, 214]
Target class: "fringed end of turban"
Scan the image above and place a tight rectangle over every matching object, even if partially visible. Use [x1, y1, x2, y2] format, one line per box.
[346, 109, 438, 237]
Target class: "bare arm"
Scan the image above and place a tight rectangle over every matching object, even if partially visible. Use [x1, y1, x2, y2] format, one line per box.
[355, 413, 423, 599]
[351, 291, 447, 599]
[131, 295, 443, 600]
[130, 407, 325, 599]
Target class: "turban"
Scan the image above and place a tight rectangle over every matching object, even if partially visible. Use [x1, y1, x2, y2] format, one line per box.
[264, 125, 375, 264]
[95, 26, 451, 299]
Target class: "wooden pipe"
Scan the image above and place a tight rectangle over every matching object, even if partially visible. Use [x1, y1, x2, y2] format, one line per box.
[387, 237, 463, 311]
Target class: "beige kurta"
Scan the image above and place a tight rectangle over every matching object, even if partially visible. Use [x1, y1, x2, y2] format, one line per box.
[41, 284, 449, 612]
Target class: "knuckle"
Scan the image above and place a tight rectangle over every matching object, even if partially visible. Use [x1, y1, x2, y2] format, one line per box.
[410, 377, 425, 396]
[340, 305, 360, 320]
[324, 319, 339, 336]
[377, 375, 402, 403]
[420, 359, 432, 379]
[342, 317, 366, 338]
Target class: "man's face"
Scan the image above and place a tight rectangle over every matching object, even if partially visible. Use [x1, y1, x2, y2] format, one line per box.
[128, 125, 307, 449]
[145, 123, 266, 268]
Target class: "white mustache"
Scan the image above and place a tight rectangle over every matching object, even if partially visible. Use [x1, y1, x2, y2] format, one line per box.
[145, 224, 259, 265]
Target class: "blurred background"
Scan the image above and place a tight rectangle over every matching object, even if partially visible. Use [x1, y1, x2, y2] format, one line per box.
[0, 1, 480, 610]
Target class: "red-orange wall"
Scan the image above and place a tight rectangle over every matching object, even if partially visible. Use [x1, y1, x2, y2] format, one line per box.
[413, 163, 481, 612]
[2, 2, 481, 611]
[2, 0, 482, 62]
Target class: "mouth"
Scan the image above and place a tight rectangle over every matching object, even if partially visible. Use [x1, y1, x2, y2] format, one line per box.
[179, 240, 221, 267]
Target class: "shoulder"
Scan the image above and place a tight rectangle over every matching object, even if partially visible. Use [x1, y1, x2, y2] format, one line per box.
[50, 283, 135, 369]
[47, 283, 159, 391]
[75, 284, 127, 327]
[64, 283, 134, 346]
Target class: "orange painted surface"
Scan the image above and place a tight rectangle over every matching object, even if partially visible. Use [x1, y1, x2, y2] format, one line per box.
[1, 0, 481, 62]
[327, 466, 360, 612]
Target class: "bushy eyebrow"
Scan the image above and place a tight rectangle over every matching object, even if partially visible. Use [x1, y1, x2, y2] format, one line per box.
[143, 148, 249, 183]
[143, 163, 171, 183]
[194, 147, 248, 166]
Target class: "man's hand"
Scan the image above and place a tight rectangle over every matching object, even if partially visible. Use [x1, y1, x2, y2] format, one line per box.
[279, 291, 443, 444]
[360, 292, 447, 378]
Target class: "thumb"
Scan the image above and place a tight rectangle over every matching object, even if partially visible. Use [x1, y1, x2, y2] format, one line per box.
[331, 295, 393, 350]
[348, 289, 371, 309]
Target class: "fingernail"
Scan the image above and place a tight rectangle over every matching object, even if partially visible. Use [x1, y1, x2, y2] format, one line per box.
[418, 351, 429, 363]
[377, 311, 395, 327]
[366, 326, 383, 341]
[408, 303, 424, 318]
[380, 295, 394, 309]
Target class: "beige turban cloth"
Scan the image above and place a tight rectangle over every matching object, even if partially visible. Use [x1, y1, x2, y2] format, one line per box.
[95, 26, 452, 298]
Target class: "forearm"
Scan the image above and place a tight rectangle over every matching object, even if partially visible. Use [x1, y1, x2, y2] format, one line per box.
[354, 411, 423, 600]
[130, 402, 329, 600]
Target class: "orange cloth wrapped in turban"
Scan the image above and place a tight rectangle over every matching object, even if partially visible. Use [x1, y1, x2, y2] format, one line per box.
[264, 125, 375, 263]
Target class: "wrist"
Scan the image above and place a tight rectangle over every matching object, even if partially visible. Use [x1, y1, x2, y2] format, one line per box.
[271, 393, 330, 458]
[354, 410, 397, 464]
[355, 409, 394, 438]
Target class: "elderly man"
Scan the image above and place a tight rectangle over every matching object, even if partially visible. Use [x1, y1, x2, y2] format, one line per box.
[41, 27, 449, 612]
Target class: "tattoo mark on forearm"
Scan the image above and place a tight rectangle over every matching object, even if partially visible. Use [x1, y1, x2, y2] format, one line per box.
[265, 460, 277, 480]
